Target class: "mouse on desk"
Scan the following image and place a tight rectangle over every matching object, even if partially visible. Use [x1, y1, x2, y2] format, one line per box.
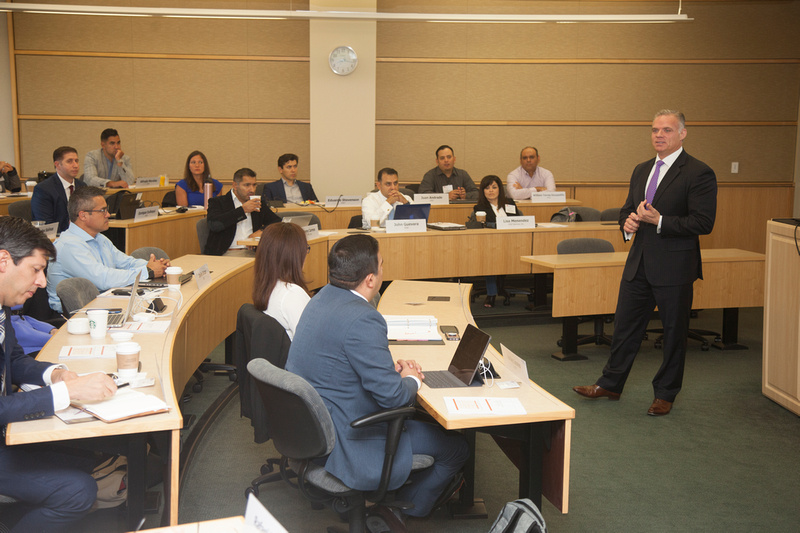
[176, 206, 188, 213]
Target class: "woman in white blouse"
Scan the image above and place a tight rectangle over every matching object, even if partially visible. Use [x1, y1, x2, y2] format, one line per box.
[252, 222, 311, 340]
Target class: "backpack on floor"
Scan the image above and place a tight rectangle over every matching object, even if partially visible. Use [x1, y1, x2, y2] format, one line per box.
[91, 454, 127, 511]
[489, 498, 547, 533]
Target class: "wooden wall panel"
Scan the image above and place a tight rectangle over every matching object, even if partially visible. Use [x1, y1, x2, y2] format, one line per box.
[18, 120, 309, 181]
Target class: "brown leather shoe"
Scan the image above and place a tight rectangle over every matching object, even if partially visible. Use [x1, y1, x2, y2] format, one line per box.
[647, 398, 673, 416]
[572, 385, 620, 401]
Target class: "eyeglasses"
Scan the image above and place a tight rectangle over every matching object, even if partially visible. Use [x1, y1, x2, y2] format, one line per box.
[83, 207, 109, 215]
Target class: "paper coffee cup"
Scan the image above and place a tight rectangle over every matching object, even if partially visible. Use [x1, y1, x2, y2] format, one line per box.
[67, 317, 90, 335]
[25, 180, 37, 191]
[116, 342, 141, 378]
[165, 266, 183, 289]
[475, 211, 487, 223]
[86, 309, 109, 339]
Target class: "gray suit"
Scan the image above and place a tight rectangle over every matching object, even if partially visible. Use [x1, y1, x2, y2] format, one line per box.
[83, 148, 134, 187]
[287, 284, 468, 517]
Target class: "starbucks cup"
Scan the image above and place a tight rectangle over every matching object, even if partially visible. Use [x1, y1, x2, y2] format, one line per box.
[165, 266, 183, 289]
[475, 211, 487, 225]
[86, 309, 109, 339]
[116, 342, 141, 379]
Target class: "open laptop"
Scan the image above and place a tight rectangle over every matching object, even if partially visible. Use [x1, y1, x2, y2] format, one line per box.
[389, 203, 431, 221]
[107, 272, 142, 327]
[422, 324, 492, 388]
[139, 271, 194, 289]
[282, 214, 313, 227]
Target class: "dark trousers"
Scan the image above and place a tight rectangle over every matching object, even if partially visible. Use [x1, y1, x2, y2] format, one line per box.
[396, 420, 469, 517]
[596, 260, 694, 402]
[0, 444, 97, 532]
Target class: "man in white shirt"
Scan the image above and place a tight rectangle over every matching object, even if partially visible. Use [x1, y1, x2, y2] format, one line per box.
[506, 146, 556, 200]
[361, 168, 412, 228]
[83, 128, 134, 188]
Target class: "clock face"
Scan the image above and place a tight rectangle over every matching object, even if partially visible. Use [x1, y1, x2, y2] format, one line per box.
[329, 46, 358, 76]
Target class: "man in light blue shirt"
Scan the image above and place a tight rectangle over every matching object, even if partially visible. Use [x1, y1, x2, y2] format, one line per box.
[47, 186, 170, 312]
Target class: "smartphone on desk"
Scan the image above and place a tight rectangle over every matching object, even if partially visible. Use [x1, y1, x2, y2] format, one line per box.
[440, 325, 460, 341]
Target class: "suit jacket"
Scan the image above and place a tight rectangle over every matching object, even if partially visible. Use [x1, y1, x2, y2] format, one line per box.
[263, 179, 318, 203]
[620, 149, 717, 286]
[286, 284, 418, 492]
[30, 174, 86, 233]
[0, 306, 54, 426]
[204, 191, 281, 255]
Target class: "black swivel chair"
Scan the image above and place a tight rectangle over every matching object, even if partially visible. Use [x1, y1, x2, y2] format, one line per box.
[247, 358, 434, 533]
[235, 304, 296, 496]
[161, 190, 177, 207]
[56, 277, 100, 317]
[348, 215, 363, 229]
[8, 199, 32, 222]
[600, 207, 621, 222]
[569, 206, 601, 221]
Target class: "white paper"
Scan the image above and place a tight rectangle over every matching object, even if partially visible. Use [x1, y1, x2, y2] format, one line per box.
[383, 315, 441, 341]
[245, 493, 289, 532]
[59, 344, 117, 359]
[119, 321, 170, 333]
[496, 216, 536, 230]
[195, 264, 212, 290]
[386, 219, 426, 234]
[73, 388, 169, 421]
[443, 396, 527, 416]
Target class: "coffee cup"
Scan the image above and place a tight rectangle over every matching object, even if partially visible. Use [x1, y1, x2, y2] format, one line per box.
[116, 342, 141, 378]
[67, 317, 90, 335]
[25, 180, 37, 192]
[165, 266, 183, 289]
[475, 211, 487, 225]
[370, 218, 380, 229]
[249, 195, 261, 211]
[86, 309, 109, 339]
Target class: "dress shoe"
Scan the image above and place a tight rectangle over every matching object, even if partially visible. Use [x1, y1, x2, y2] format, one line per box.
[483, 295, 496, 308]
[572, 384, 620, 401]
[366, 505, 407, 533]
[647, 398, 673, 416]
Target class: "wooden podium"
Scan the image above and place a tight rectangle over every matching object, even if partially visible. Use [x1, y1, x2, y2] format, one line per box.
[762, 220, 800, 415]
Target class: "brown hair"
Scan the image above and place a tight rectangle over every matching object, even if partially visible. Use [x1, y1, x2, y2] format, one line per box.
[183, 150, 210, 192]
[252, 222, 310, 311]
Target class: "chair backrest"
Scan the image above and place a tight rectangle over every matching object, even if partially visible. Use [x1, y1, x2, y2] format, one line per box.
[131, 247, 169, 261]
[348, 215, 363, 229]
[404, 183, 420, 194]
[399, 187, 415, 197]
[162, 190, 177, 208]
[57, 277, 100, 316]
[255, 183, 265, 197]
[196, 218, 209, 252]
[280, 211, 322, 230]
[8, 200, 32, 222]
[247, 358, 335, 460]
[557, 237, 614, 255]
[569, 206, 601, 221]
[600, 207, 621, 222]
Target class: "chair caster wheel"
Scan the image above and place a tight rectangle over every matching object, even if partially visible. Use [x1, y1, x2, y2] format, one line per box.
[556, 339, 563, 347]
[229, 372, 237, 382]
[714, 336, 722, 343]
[192, 382, 203, 393]
[260, 464, 273, 475]
[701, 344, 710, 351]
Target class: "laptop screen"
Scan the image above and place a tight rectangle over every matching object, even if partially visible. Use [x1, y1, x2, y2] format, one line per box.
[390, 203, 431, 221]
[447, 324, 492, 386]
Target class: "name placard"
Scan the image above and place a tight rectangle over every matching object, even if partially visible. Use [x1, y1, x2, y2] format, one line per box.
[194, 264, 212, 290]
[40, 222, 58, 241]
[529, 191, 567, 203]
[134, 206, 159, 222]
[386, 219, 427, 234]
[496, 216, 536, 230]
[325, 195, 362, 207]
[414, 193, 448, 205]
[303, 224, 320, 240]
[135, 177, 160, 188]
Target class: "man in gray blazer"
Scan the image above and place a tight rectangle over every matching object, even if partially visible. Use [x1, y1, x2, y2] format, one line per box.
[83, 128, 134, 188]
[287, 234, 468, 526]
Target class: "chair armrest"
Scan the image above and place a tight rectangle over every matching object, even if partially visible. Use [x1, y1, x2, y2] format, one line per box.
[350, 406, 417, 428]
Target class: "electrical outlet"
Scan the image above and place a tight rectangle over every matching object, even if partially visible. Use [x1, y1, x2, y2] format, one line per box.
[731, 162, 739, 173]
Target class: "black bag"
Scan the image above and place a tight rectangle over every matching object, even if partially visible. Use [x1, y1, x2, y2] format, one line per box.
[106, 190, 142, 219]
[550, 207, 581, 223]
[488, 498, 547, 533]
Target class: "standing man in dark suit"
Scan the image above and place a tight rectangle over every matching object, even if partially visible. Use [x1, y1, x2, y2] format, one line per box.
[573, 110, 717, 416]
[0, 217, 117, 531]
[287, 235, 468, 528]
[205, 168, 280, 256]
[31, 146, 86, 232]
[262, 153, 318, 203]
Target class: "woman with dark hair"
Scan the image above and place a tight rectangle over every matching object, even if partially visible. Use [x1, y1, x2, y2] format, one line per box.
[471, 175, 522, 307]
[252, 222, 311, 340]
[175, 150, 222, 207]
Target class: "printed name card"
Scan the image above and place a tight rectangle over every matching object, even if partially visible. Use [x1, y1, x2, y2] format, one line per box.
[303, 224, 320, 240]
[134, 206, 159, 222]
[135, 176, 160, 187]
[325, 195, 362, 207]
[414, 193, 448, 205]
[194, 264, 212, 290]
[496, 216, 536, 230]
[386, 219, 427, 234]
[40, 222, 58, 241]
[529, 191, 567, 203]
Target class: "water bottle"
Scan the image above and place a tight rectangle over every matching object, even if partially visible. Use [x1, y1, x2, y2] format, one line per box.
[203, 175, 213, 209]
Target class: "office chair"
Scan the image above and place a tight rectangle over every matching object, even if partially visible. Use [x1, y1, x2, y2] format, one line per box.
[247, 358, 434, 533]
[600, 207, 621, 222]
[131, 246, 169, 262]
[255, 183, 265, 197]
[161, 190, 177, 208]
[347, 215, 363, 229]
[404, 183, 420, 194]
[568, 206, 601, 221]
[196, 218, 209, 253]
[57, 277, 99, 317]
[235, 304, 296, 496]
[8, 199, 32, 222]
[280, 211, 322, 230]
[556, 238, 615, 348]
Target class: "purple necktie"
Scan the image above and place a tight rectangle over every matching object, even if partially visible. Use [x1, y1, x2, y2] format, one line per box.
[645, 160, 664, 205]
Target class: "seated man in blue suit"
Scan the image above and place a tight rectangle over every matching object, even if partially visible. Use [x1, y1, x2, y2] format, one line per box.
[0, 216, 117, 531]
[287, 234, 468, 528]
[31, 146, 86, 233]
[262, 153, 318, 204]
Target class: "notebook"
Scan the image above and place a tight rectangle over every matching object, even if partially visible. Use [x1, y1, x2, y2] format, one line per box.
[423, 324, 492, 389]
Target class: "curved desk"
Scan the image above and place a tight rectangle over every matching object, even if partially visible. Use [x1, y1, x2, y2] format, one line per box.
[107, 209, 207, 257]
[379, 280, 574, 513]
[7, 254, 255, 528]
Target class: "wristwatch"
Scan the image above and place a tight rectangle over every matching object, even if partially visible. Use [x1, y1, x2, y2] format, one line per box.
[147, 267, 154, 279]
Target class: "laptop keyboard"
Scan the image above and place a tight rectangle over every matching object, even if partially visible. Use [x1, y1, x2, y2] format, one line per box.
[423, 370, 467, 389]
[108, 313, 126, 327]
